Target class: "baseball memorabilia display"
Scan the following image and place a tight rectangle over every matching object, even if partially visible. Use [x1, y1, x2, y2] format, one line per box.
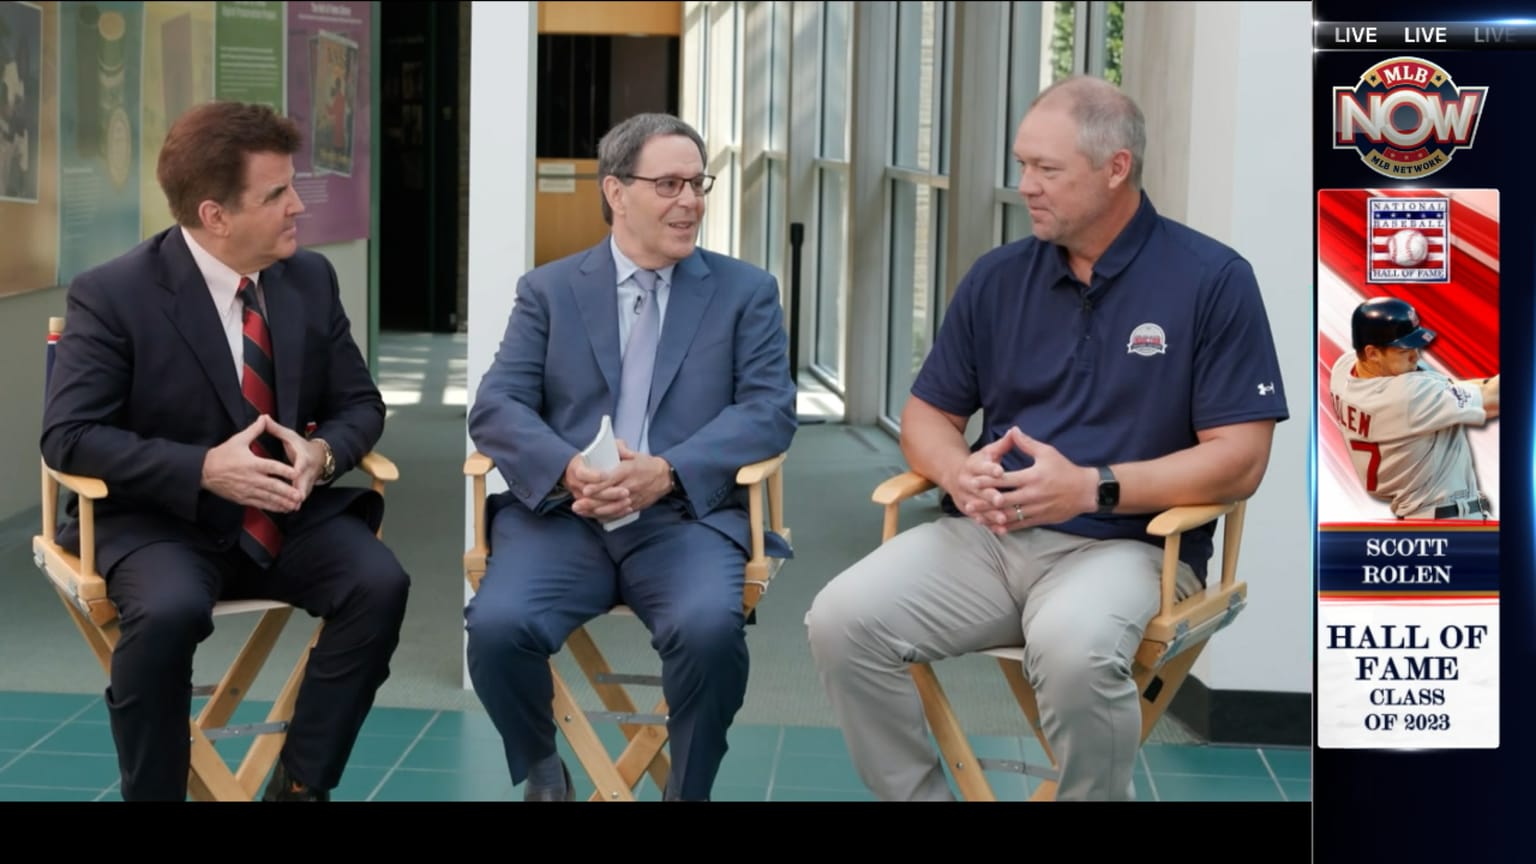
[1316, 188, 1499, 749]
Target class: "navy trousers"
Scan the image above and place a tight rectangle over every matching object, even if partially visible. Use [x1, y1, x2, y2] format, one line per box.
[104, 513, 410, 801]
[465, 496, 748, 801]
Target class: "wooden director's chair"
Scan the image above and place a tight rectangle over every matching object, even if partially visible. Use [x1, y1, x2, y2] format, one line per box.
[463, 450, 790, 801]
[31, 316, 400, 801]
[873, 470, 1248, 801]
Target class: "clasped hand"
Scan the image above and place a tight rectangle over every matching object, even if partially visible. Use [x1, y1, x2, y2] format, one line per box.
[565, 440, 674, 522]
[201, 415, 328, 513]
[945, 426, 1095, 535]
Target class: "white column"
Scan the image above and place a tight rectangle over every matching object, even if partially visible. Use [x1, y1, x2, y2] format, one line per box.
[1124, 1, 1314, 697]
[464, 0, 537, 687]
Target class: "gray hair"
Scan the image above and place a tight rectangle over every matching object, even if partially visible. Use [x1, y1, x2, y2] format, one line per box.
[1032, 76, 1145, 188]
[596, 113, 708, 225]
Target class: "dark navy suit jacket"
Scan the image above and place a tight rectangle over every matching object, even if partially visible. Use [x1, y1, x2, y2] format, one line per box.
[468, 238, 797, 556]
[41, 226, 386, 575]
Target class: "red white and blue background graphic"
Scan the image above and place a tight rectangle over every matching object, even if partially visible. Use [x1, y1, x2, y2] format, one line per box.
[1316, 188, 1499, 750]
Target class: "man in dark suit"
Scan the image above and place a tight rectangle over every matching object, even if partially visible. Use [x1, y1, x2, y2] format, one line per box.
[467, 113, 797, 801]
[41, 101, 410, 802]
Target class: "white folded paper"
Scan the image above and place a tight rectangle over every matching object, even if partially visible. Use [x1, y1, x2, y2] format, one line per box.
[582, 415, 638, 531]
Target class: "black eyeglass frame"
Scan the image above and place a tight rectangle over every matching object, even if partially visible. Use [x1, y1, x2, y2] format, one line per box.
[622, 173, 717, 197]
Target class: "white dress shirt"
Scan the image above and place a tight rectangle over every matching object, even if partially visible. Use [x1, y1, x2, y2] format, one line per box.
[610, 235, 675, 357]
[181, 227, 265, 385]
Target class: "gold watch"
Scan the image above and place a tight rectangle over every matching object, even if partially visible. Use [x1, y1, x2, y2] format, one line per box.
[316, 438, 336, 483]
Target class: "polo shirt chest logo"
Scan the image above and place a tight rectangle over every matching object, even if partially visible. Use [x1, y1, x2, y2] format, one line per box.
[1126, 322, 1168, 356]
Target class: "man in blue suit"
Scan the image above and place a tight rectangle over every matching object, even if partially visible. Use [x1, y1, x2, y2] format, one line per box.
[466, 113, 797, 801]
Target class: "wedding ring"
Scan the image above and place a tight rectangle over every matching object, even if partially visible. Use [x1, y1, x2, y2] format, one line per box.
[1013, 504, 1024, 522]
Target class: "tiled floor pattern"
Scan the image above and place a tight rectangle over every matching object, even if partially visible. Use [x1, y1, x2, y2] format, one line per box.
[0, 690, 1310, 802]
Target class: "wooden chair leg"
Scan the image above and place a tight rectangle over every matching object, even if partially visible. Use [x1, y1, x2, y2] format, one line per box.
[198, 607, 293, 730]
[565, 627, 671, 795]
[607, 695, 671, 798]
[235, 622, 322, 797]
[52, 587, 117, 674]
[551, 662, 636, 801]
[995, 656, 1062, 800]
[1135, 640, 1210, 744]
[910, 662, 996, 801]
[187, 724, 248, 802]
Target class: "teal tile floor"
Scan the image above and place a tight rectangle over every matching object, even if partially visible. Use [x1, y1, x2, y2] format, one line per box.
[0, 690, 1311, 802]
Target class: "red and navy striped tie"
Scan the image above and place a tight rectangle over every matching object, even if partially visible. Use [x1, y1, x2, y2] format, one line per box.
[237, 278, 283, 567]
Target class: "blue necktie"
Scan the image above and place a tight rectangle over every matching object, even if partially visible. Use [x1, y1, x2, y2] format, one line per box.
[614, 269, 661, 453]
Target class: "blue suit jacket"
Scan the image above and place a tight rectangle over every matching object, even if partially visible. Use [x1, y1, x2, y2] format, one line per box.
[468, 238, 797, 555]
[41, 227, 386, 576]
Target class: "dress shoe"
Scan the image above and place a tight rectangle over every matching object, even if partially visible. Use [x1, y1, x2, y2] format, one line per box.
[262, 761, 330, 802]
[524, 758, 574, 802]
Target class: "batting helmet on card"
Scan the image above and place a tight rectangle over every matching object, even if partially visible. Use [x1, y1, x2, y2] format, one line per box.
[1351, 297, 1436, 353]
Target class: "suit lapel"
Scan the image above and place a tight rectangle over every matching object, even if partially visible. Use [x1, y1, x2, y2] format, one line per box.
[573, 244, 621, 398]
[161, 229, 246, 427]
[260, 260, 304, 428]
[649, 251, 713, 412]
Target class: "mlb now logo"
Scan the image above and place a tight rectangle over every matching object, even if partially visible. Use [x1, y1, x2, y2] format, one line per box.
[1333, 57, 1487, 179]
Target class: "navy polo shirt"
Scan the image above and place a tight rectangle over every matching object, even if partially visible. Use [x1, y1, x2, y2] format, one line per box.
[911, 192, 1289, 583]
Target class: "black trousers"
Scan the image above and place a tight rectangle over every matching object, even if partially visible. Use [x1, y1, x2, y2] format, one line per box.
[103, 512, 410, 801]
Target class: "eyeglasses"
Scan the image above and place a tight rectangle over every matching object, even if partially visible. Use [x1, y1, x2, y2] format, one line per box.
[624, 174, 716, 198]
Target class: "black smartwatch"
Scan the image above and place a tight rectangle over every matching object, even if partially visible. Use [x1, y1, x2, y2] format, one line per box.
[1095, 465, 1119, 514]
[668, 466, 683, 497]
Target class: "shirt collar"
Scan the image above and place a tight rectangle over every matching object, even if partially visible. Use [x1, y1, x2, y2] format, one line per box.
[181, 226, 261, 308]
[609, 235, 677, 288]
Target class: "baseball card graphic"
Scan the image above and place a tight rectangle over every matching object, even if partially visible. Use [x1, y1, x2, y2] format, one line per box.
[1316, 188, 1499, 750]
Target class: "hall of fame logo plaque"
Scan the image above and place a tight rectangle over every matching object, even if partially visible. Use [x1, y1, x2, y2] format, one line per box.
[1368, 197, 1449, 283]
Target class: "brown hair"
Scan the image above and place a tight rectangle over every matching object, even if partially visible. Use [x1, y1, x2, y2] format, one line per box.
[157, 101, 302, 228]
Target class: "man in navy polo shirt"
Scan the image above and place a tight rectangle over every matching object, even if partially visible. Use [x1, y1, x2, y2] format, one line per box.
[806, 75, 1288, 801]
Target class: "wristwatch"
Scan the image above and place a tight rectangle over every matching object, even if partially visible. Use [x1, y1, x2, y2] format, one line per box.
[1095, 465, 1119, 514]
[316, 438, 337, 484]
[668, 466, 682, 496]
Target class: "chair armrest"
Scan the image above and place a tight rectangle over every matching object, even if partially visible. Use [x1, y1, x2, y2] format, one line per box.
[873, 471, 936, 506]
[354, 452, 399, 504]
[463, 451, 493, 592]
[38, 460, 110, 617]
[1145, 503, 1237, 537]
[738, 452, 788, 559]
[46, 466, 108, 501]
[358, 452, 399, 484]
[1145, 499, 1249, 621]
[873, 471, 937, 544]
[464, 451, 494, 477]
[736, 453, 786, 485]
[738, 452, 790, 613]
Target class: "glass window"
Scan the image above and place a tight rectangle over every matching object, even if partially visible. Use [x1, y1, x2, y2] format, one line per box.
[769, 2, 790, 151]
[1007, 3, 1056, 186]
[1002, 203, 1032, 244]
[820, 1, 851, 160]
[886, 181, 944, 419]
[1049, 1, 1077, 83]
[1101, 1, 1124, 85]
[766, 158, 787, 295]
[814, 169, 848, 387]
[894, 2, 945, 172]
[703, 2, 739, 255]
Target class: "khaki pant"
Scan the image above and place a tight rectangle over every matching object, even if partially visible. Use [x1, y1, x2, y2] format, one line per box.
[806, 516, 1200, 801]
